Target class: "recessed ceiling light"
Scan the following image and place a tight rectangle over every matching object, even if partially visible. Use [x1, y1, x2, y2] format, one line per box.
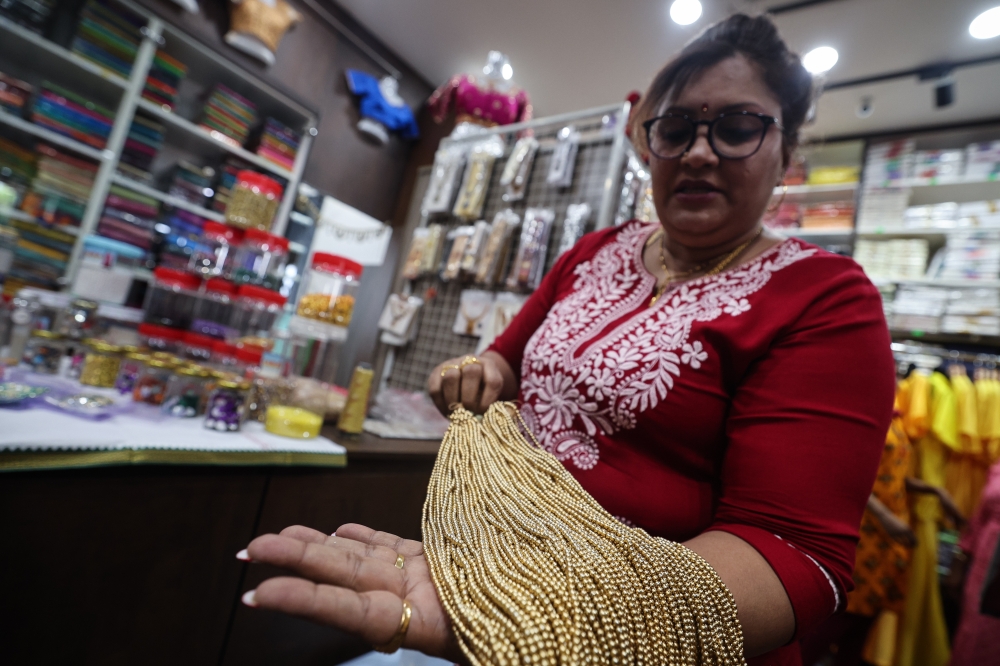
[501, 63, 513, 80]
[802, 46, 839, 74]
[669, 0, 702, 26]
[970, 6, 1000, 39]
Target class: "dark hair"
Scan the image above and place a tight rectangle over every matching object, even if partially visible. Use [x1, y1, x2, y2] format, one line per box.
[629, 13, 814, 162]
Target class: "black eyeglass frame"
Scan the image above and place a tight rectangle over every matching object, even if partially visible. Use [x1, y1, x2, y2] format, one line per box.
[642, 111, 785, 161]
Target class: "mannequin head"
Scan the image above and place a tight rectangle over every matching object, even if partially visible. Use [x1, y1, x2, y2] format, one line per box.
[482, 51, 513, 89]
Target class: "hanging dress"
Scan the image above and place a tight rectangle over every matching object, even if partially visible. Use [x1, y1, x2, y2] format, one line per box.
[946, 372, 986, 519]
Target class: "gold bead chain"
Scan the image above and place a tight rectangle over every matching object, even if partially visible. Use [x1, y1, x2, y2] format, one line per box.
[423, 404, 746, 665]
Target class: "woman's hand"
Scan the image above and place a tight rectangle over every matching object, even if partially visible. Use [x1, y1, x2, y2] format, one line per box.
[426, 351, 513, 416]
[239, 523, 463, 662]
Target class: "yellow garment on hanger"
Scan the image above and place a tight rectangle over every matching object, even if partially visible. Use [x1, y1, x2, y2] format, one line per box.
[897, 371, 952, 666]
[946, 373, 987, 518]
[980, 377, 1000, 463]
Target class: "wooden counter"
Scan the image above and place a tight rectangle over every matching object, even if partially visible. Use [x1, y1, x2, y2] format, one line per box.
[0, 429, 439, 665]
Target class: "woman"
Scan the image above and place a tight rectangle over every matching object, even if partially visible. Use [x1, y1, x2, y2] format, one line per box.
[237, 14, 895, 665]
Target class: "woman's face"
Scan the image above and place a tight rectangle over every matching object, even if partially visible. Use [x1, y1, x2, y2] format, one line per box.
[649, 55, 787, 249]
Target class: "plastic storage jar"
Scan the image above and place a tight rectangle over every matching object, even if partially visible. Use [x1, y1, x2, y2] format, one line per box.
[295, 253, 362, 327]
[225, 171, 283, 231]
[138, 323, 183, 353]
[190, 278, 236, 339]
[229, 286, 287, 339]
[115, 351, 150, 394]
[161, 366, 210, 417]
[235, 344, 264, 376]
[79, 340, 123, 388]
[230, 228, 289, 290]
[204, 379, 252, 431]
[22, 330, 65, 374]
[211, 340, 241, 373]
[181, 331, 215, 365]
[188, 222, 242, 277]
[133, 358, 176, 405]
[143, 268, 202, 329]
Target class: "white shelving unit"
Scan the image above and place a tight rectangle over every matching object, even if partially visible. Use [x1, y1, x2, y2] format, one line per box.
[0, 0, 318, 290]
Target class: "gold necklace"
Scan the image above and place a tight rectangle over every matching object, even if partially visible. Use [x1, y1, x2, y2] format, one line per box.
[423, 403, 746, 666]
[648, 226, 764, 307]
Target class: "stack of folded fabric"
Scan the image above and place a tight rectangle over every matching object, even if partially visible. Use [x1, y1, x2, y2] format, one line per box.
[211, 156, 253, 213]
[20, 144, 95, 230]
[157, 208, 208, 270]
[143, 51, 187, 110]
[97, 184, 160, 250]
[0, 137, 37, 203]
[7, 221, 74, 289]
[167, 161, 215, 207]
[0, 0, 58, 35]
[255, 117, 300, 171]
[0, 71, 33, 117]
[199, 84, 257, 148]
[71, 0, 143, 79]
[31, 81, 113, 149]
[117, 114, 164, 183]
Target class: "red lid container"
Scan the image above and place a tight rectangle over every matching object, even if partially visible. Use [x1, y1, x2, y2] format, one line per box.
[235, 344, 264, 365]
[202, 221, 242, 243]
[236, 170, 284, 198]
[244, 228, 289, 252]
[138, 323, 185, 340]
[183, 331, 216, 350]
[153, 267, 201, 290]
[237, 284, 287, 306]
[212, 340, 239, 357]
[311, 253, 362, 278]
[205, 278, 236, 294]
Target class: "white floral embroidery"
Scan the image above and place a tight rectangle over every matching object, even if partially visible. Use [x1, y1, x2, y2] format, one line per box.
[520, 221, 816, 469]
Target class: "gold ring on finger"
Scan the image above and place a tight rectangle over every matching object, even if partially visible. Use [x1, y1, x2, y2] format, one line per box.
[395, 554, 405, 569]
[459, 355, 481, 369]
[439, 364, 461, 377]
[373, 599, 412, 654]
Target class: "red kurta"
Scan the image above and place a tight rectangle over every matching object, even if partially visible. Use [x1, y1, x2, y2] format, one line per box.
[489, 221, 895, 665]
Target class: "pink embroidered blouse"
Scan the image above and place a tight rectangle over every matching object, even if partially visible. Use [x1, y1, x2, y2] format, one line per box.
[489, 221, 896, 665]
[427, 74, 532, 127]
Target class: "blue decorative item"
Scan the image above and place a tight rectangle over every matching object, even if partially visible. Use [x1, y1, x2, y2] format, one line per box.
[345, 69, 419, 144]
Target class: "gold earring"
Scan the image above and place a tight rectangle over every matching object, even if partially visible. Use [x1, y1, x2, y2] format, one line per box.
[766, 184, 788, 214]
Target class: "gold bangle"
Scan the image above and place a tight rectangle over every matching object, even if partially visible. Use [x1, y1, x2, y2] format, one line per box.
[395, 554, 405, 569]
[439, 364, 461, 377]
[459, 355, 481, 369]
[373, 599, 412, 654]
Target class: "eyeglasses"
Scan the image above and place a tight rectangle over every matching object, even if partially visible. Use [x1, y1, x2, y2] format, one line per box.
[642, 111, 784, 160]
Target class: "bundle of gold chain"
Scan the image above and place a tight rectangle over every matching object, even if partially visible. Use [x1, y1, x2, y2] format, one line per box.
[423, 403, 746, 665]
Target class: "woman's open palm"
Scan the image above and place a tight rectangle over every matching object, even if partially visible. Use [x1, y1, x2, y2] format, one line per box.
[241, 523, 462, 662]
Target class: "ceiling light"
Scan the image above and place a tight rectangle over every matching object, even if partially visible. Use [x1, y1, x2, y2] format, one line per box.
[501, 63, 513, 80]
[970, 6, 1000, 39]
[669, 0, 702, 26]
[802, 46, 839, 74]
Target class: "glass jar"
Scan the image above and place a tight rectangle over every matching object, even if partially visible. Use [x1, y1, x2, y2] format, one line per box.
[229, 228, 289, 290]
[22, 330, 65, 374]
[188, 222, 242, 278]
[211, 340, 242, 373]
[225, 170, 283, 231]
[138, 323, 184, 354]
[190, 278, 236, 339]
[247, 376, 294, 422]
[143, 267, 202, 329]
[79, 340, 123, 388]
[229, 286, 287, 339]
[204, 378, 252, 431]
[54, 298, 99, 340]
[161, 366, 210, 417]
[180, 331, 215, 365]
[133, 358, 176, 405]
[295, 253, 362, 327]
[115, 352, 150, 394]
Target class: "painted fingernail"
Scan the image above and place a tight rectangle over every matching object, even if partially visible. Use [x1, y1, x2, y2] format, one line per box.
[236, 549, 252, 562]
[242, 590, 258, 607]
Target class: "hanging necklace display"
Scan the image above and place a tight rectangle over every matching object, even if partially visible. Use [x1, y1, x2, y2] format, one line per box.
[507, 208, 555, 291]
[475, 209, 521, 288]
[648, 226, 764, 307]
[453, 136, 506, 220]
[500, 136, 539, 202]
[441, 226, 475, 281]
[459, 220, 491, 278]
[378, 294, 423, 342]
[423, 404, 746, 666]
[547, 126, 580, 188]
[453, 290, 495, 337]
[422, 146, 467, 215]
[555, 202, 592, 257]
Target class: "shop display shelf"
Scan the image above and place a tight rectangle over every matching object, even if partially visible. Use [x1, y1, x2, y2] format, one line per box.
[287, 240, 306, 254]
[0, 108, 108, 162]
[9, 213, 81, 238]
[872, 175, 1000, 206]
[0, 14, 128, 106]
[775, 182, 858, 199]
[110, 173, 226, 223]
[872, 276, 1000, 289]
[782, 227, 854, 238]
[1, 207, 36, 224]
[890, 330, 1000, 348]
[135, 99, 293, 180]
